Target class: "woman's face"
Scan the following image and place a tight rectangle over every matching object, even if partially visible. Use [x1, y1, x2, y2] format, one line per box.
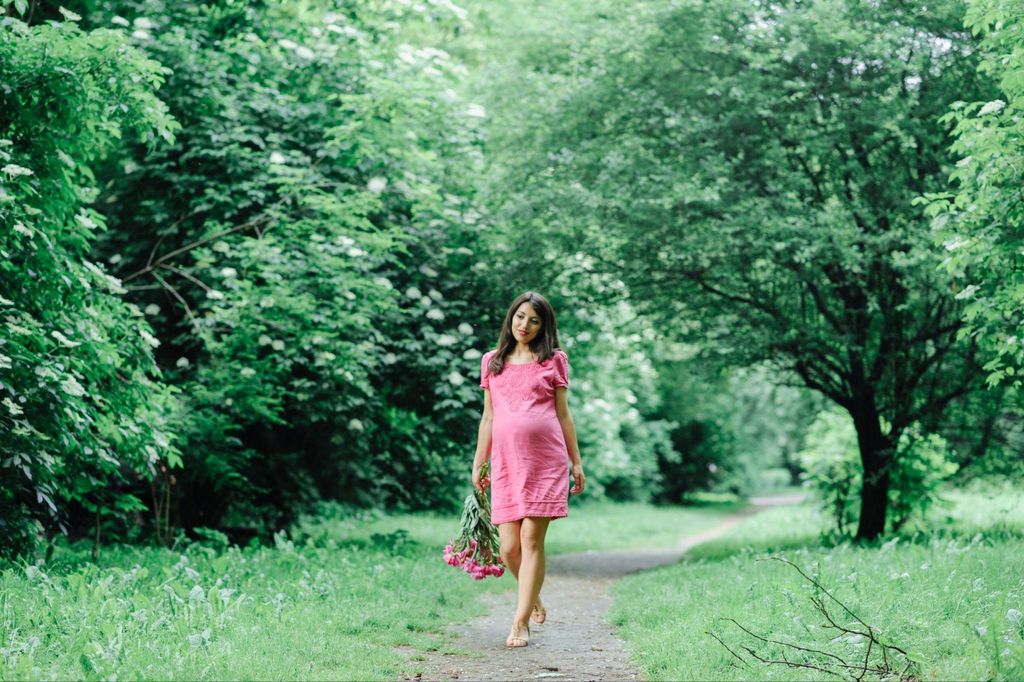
[512, 302, 542, 346]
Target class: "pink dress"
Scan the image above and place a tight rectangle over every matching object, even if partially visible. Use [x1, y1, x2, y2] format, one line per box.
[480, 349, 571, 525]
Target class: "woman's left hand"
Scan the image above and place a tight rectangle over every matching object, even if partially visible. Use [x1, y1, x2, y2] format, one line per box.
[472, 463, 489, 493]
[569, 463, 585, 495]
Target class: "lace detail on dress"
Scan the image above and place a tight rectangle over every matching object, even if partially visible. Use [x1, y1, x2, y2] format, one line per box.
[501, 365, 534, 412]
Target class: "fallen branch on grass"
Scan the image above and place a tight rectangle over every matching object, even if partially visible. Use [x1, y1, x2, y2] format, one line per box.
[705, 556, 919, 681]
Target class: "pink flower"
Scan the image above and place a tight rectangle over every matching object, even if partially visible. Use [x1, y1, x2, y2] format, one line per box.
[444, 486, 505, 580]
[442, 541, 505, 578]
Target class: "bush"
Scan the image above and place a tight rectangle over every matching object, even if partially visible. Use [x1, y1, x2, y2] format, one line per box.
[655, 419, 733, 503]
[83, 0, 493, 533]
[799, 410, 958, 536]
[797, 410, 862, 534]
[0, 15, 180, 558]
[556, 301, 676, 502]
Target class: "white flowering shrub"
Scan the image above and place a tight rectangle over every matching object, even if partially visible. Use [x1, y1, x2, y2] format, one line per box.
[0, 16, 181, 557]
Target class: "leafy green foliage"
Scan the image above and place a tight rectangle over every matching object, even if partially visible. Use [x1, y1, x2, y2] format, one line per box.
[799, 410, 958, 535]
[487, 0, 995, 538]
[890, 425, 960, 530]
[7, 0, 1021, 555]
[0, 14, 180, 557]
[457, 0, 687, 506]
[712, 367, 824, 494]
[654, 417, 732, 502]
[652, 362, 824, 498]
[798, 410, 864, 534]
[78, 0, 493, 530]
[925, 0, 1024, 388]
[561, 303, 675, 501]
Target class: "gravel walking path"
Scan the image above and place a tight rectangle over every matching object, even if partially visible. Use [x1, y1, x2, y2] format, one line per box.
[402, 494, 806, 682]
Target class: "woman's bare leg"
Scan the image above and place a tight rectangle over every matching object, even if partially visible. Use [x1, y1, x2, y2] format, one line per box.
[499, 520, 522, 576]
[499, 519, 548, 597]
[499, 520, 529, 646]
[513, 517, 550, 629]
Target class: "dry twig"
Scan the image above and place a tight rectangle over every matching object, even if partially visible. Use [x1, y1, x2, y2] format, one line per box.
[706, 555, 920, 681]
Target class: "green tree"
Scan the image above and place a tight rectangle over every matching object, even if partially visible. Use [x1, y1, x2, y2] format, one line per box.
[926, 0, 1024, 387]
[495, 0, 994, 538]
[75, 0, 494, 531]
[799, 409, 958, 535]
[0, 11, 180, 557]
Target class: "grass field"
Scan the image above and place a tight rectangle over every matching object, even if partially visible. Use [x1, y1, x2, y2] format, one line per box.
[546, 497, 745, 554]
[0, 521, 504, 680]
[0, 498, 741, 680]
[610, 486, 1024, 681]
[8, 490, 1018, 680]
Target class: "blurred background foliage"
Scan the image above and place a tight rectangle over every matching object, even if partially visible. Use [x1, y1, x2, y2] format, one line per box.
[2, 0, 1023, 558]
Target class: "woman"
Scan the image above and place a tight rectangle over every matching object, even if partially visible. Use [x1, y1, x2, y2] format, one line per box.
[471, 291, 586, 648]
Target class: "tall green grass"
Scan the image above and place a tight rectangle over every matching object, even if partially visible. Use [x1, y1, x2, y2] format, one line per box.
[0, 499, 743, 680]
[610, 488, 1024, 681]
[0, 513, 500, 681]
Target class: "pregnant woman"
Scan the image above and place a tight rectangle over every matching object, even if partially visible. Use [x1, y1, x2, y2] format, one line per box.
[471, 291, 586, 648]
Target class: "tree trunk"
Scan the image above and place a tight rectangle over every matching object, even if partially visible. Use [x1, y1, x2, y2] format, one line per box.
[850, 402, 893, 540]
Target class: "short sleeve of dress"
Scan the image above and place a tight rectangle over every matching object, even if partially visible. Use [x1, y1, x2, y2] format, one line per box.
[480, 351, 493, 389]
[551, 350, 569, 389]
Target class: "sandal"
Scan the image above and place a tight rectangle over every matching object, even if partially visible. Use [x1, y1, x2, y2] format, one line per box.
[506, 622, 530, 648]
[531, 599, 547, 625]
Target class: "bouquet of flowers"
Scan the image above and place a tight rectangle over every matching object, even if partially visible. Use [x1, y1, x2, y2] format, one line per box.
[444, 462, 505, 580]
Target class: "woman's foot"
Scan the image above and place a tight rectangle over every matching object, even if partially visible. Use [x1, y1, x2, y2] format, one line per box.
[531, 598, 547, 625]
[506, 622, 530, 648]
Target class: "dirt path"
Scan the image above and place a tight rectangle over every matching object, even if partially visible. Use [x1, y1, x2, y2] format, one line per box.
[403, 494, 805, 681]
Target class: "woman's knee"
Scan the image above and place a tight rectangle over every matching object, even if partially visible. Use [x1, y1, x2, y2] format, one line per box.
[500, 540, 521, 564]
[520, 518, 550, 553]
[520, 534, 542, 554]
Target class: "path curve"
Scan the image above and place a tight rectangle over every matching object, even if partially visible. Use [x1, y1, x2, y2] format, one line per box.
[403, 494, 806, 682]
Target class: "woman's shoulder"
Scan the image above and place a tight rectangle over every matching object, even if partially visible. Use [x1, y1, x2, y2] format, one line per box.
[546, 348, 568, 363]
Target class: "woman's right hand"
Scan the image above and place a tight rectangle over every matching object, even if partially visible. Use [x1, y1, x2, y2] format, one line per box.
[472, 463, 489, 493]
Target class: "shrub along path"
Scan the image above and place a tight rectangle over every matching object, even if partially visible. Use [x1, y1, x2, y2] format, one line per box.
[405, 494, 806, 681]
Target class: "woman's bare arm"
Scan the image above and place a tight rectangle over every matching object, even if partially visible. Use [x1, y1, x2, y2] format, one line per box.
[472, 389, 494, 492]
[555, 387, 585, 494]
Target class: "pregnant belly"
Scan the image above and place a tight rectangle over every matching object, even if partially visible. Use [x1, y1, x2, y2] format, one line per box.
[493, 414, 567, 458]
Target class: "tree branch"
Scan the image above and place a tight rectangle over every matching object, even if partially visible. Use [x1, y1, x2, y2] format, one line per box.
[151, 271, 198, 330]
[122, 213, 273, 283]
[708, 556, 918, 680]
[704, 629, 748, 667]
[160, 263, 214, 293]
[722, 617, 850, 667]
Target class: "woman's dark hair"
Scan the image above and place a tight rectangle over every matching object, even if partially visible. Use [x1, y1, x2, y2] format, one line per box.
[488, 291, 562, 375]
